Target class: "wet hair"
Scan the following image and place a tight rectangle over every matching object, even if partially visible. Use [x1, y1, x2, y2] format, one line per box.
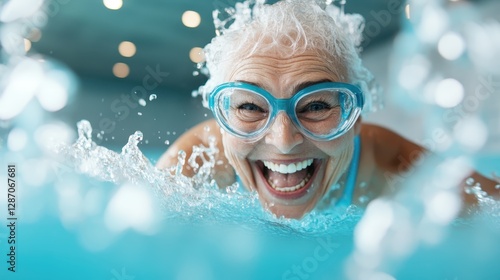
[198, 0, 380, 112]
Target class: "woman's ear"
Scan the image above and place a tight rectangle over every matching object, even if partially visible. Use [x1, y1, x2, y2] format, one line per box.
[354, 116, 362, 135]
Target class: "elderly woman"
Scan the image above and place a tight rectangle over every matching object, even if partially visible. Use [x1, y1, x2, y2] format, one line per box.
[157, 0, 498, 218]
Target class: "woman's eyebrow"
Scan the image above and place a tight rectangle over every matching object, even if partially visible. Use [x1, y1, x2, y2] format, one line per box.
[235, 79, 334, 92]
[293, 79, 333, 93]
[235, 80, 261, 87]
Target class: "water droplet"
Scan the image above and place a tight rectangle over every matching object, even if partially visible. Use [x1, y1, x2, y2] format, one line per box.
[465, 177, 475, 186]
[173, 132, 176, 135]
[204, 126, 210, 132]
[77, 120, 92, 140]
[166, 131, 171, 135]
[193, 70, 199, 76]
[359, 195, 369, 204]
[226, 182, 239, 194]
[204, 113, 208, 117]
[176, 150, 187, 175]
[145, 140, 149, 144]
[339, 0, 346, 15]
[359, 181, 367, 188]
[138, 99, 146, 106]
[97, 133, 103, 140]
[149, 94, 157, 101]
[138, 112, 142, 116]
[200, 68, 209, 76]
[111, 136, 115, 140]
[165, 140, 170, 145]
[126, 131, 143, 147]
[135, 131, 143, 141]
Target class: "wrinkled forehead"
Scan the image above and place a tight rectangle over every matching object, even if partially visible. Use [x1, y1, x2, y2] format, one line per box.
[222, 44, 349, 93]
[221, 32, 349, 85]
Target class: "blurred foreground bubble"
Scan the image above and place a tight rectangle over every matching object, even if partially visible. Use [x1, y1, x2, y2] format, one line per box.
[0, 58, 44, 120]
[453, 116, 488, 152]
[397, 54, 431, 91]
[433, 78, 464, 108]
[37, 68, 74, 111]
[354, 199, 395, 255]
[0, 57, 77, 121]
[465, 21, 500, 75]
[0, 0, 44, 22]
[425, 191, 461, 224]
[7, 127, 28, 151]
[416, 4, 449, 43]
[35, 121, 76, 154]
[104, 183, 160, 234]
[437, 31, 466, 60]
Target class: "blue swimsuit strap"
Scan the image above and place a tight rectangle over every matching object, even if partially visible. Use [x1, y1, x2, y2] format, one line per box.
[335, 135, 361, 207]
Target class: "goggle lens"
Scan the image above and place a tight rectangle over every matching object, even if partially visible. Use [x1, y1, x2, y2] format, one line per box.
[210, 82, 362, 141]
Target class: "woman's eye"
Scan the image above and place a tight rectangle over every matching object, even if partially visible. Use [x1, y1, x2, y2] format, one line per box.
[302, 102, 331, 112]
[239, 103, 265, 112]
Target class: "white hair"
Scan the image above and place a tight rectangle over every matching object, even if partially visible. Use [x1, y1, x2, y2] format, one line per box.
[197, 0, 381, 112]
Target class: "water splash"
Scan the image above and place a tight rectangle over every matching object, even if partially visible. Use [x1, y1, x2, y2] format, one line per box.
[53, 120, 362, 235]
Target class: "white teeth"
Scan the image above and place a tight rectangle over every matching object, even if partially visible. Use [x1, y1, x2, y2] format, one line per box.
[263, 159, 313, 174]
[263, 159, 315, 193]
[269, 173, 312, 192]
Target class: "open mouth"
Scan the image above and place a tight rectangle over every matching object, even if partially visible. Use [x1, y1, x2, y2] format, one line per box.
[256, 158, 320, 199]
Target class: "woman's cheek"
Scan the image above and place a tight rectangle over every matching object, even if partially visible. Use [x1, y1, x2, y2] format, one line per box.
[223, 135, 253, 159]
[222, 135, 257, 191]
[222, 135, 248, 172]
[316, 132, 354, 157]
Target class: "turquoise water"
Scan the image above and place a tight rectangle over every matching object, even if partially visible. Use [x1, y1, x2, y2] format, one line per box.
[1, 121, 499, 280]
[1, 1, 500, 278]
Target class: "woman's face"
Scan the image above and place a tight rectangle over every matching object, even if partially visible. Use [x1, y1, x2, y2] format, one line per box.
[222, 49, 359, 219]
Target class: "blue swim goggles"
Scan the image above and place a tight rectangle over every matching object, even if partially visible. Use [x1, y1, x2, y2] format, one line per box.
[208, 82, 364, 142]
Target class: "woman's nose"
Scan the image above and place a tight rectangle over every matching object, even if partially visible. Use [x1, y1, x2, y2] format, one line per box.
[264, 112, 304, 153]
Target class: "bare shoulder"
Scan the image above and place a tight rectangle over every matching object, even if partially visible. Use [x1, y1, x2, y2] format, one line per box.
[357, 123, 500, 206]
[156, 119, 235, 187]
[351, 123, 428, 202]
[360, 123, 427, 174]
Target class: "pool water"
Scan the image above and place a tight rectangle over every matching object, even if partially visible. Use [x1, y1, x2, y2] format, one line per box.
[2, 0, 500, 279]
[1, 121, 499, 280]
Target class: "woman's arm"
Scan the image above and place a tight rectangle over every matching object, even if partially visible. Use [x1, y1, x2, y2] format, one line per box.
[364, 124, 499, 205]
[461, 171, 500, 205]
[156, 119, 235, 187]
